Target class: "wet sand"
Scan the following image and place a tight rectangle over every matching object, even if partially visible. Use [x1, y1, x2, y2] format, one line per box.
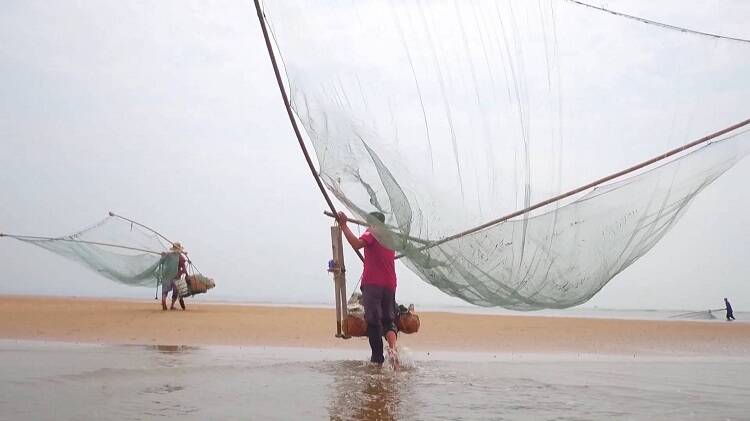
[1, 295, 748, 356]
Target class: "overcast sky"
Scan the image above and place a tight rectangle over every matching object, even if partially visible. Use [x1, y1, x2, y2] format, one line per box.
[1, 0, 749, 311]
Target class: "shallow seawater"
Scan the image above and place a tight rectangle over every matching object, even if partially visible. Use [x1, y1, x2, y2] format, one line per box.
[0, 341, 748, 420]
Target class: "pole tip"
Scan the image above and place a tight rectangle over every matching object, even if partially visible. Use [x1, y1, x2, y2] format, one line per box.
[108, 211, 115, 217]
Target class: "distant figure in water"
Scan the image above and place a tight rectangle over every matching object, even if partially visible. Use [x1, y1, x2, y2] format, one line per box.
[338, 210, 399, 366]
[724, 298, 735, 321]
[161, 242, 188, 311]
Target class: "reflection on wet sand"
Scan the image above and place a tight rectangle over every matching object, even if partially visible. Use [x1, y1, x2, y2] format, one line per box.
[150, 345, 195, 354]
[325, 361, 415, 421]
[144, 345, 197, 369]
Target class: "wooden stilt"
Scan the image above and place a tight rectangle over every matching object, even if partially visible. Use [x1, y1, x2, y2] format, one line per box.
[338, 260, 349, 338]
[330, 226, 348, 338]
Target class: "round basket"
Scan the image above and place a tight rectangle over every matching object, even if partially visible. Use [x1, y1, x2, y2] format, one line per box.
[345, 313, 367, 337]
[398, 313, 420, 334]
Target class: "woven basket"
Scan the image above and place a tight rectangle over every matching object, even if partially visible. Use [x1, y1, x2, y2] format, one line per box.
[174, 278, 189, 297]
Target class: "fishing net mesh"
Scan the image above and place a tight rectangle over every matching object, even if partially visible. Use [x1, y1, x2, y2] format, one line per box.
[12, 216, 178, 287]
[262, 0, 750, 309]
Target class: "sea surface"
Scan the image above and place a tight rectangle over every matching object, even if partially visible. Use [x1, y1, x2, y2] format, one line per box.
[1, 340, 748, 420]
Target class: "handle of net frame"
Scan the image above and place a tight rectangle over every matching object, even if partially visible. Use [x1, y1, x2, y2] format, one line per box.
[323, 211, 431, 246]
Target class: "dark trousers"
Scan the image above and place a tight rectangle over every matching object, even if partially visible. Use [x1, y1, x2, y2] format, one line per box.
[362, 285, 396, 363]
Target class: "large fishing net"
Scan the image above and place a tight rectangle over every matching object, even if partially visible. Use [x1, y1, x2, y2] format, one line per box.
[2, 215, 178, 287]
[260, 0, 750, 309]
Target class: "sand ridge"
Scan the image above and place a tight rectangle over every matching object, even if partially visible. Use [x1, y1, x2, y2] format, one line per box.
[1, 295, 748, 356]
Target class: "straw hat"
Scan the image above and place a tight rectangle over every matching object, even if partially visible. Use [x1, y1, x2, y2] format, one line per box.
[170, 242, 185, 253]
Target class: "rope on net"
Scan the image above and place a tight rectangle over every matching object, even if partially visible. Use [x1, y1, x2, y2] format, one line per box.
[0, 232, 161, 255]
[563, 0, 750, 44]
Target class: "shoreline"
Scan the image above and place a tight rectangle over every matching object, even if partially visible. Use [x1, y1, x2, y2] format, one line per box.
[1, 295, 748, 357]
[3, 293, 738, 319]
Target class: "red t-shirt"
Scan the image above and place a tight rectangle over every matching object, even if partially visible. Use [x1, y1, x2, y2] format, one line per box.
[177, 253, 187, 278]
[359, 230, 397, 291]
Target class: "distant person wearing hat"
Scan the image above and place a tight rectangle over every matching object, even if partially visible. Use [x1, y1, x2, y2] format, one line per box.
[724, 298, 735, 321]
[337, 210, 399, 366]
[161, 242, 188, 311]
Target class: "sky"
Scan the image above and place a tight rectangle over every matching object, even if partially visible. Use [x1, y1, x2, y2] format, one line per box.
[1, 0, 749, 311]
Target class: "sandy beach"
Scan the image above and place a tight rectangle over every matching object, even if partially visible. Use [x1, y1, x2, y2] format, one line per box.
[1, 295, 747, 356]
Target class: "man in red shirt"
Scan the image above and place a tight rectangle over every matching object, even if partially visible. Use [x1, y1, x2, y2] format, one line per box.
[338, 211, 398, 364]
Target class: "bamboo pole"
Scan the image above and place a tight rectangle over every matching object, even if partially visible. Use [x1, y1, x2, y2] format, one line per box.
[108, 211, 201, 274]
[565, 0, 750, 44]
[108, 211, 173, 246]
[252, 0, 364, 262]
